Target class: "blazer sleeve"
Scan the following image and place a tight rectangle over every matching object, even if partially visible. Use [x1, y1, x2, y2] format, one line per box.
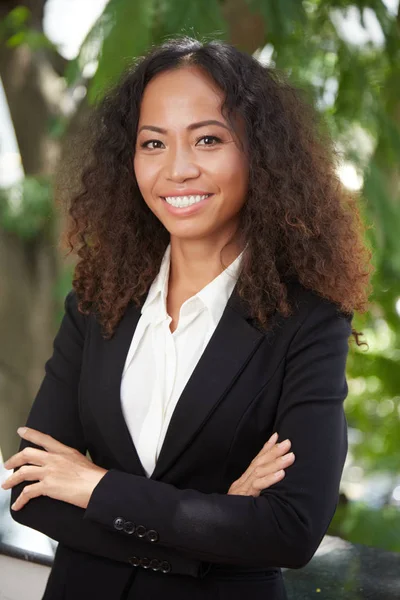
[83, 296, 353, 570]
[8, 290, 207, 578]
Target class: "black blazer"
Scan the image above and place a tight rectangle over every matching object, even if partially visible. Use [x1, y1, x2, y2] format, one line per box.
[10, 279, 353, 600]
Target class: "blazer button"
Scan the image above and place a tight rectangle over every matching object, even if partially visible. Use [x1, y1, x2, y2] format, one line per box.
[149, 558, 160, 571]
[160, 560, 171, 574]
[146, 529, 159, 543]
[113, 517, 125, 530]
[123, 521, 136, 535]
[128, 556, 141, 567]
[140, 557, 150, 569]
[135, 525, 147, 538]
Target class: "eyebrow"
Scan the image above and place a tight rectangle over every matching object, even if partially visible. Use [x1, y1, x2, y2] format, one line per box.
[137, 119, 231, 135]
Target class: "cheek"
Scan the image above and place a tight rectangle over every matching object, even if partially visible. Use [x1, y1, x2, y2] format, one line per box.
[215, 153, 248, 206]
[133, 156, 158, 197]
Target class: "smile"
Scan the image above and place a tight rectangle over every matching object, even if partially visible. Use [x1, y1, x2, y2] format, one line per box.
[162, 194, 212, 208]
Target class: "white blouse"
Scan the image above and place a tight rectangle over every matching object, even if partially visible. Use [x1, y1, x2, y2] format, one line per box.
[120, 243, 244, 477]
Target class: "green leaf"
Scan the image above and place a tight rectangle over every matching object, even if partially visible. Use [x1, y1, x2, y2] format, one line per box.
[362, 160, 400, 273]
[0, 6, 30, 44]
[64, 57, 82, 88]
[155, 0, 226, 43]
[47, 115, 69, 139]
[83, 0, 155, 103]
[24, 30, 57, 52]
[6, 31, 26, 48]
[0, 177, 53, 240]
[4, 6, 30, 28]
[247, 0, 306, 39]
[7, 6, 31, 27]
[330, 503, 400, 553]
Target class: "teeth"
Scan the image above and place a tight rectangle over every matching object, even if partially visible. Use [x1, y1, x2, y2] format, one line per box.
[164, 194, 210, 208]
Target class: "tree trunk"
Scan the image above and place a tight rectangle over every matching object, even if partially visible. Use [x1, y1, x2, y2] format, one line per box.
[222, 0, 266, 53]
[0, 0, 63, 460]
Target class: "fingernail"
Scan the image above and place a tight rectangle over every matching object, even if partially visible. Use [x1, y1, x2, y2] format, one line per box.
[270, 432, 278, 442]
[278, 439, 290, 447]
[11, 503, 16, 510]
[17, 427, 26, 436]
[281, 452, 295, 461]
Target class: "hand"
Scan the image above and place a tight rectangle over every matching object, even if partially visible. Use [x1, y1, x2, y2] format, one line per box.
[1, 427, 108, 511]
[227, 432, 295, 497]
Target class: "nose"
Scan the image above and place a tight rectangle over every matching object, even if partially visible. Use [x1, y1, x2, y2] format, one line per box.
[165, 144, 201, 182]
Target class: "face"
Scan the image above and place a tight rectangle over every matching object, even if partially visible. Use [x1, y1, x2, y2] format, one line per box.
[134, 66, 249, 243]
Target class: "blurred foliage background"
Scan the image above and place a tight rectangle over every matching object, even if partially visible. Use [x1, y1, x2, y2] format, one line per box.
[0, 0, 399, 553]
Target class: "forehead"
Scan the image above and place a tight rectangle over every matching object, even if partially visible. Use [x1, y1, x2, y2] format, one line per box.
[138, 66, 225, 123]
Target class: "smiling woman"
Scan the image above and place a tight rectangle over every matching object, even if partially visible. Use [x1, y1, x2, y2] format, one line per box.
[133, 66, 248, 258]
[5, 36, 373, 600]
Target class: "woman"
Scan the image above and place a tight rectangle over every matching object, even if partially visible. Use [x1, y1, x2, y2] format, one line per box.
[2, 37, 372, 599]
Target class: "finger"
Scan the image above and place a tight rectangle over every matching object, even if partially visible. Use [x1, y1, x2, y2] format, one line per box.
[16, 427, 67, 454]
[3, 447, 48, 471]
[2, 465, 43, 490]
[11, 482, 44, 511]
[249, 440, 290, 473]
[246, 439, 292, 480]
[253, 452, 296, 480]
[258, 438, 291, 461]
[261, 450, 295, 471]
[229, 490, 248, 496]
[262, 432, 279, 450]
[242, 449, 295, 489]
[252, 469, 286, 491]
[235, 438, 292, 488]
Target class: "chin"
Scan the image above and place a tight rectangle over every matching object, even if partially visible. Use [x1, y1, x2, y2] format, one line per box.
[168, 231, 207, 241]
[167, 225, 213, 241]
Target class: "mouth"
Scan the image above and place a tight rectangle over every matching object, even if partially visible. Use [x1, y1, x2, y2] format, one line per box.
[160, 194, 213, 208]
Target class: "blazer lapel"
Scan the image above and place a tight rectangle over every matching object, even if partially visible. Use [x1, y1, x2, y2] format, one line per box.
[91, 285, 270, 480]
[90, 297, 148, 476]
[150, 287, 265, 480]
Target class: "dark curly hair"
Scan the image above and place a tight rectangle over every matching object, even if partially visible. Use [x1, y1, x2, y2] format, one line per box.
[60, 36, 373, 345]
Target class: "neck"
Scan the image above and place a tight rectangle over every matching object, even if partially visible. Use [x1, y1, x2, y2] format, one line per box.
[168, 232, 244, 296]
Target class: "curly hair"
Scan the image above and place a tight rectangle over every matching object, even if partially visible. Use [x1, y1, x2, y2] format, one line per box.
[60, 36, 373, 345]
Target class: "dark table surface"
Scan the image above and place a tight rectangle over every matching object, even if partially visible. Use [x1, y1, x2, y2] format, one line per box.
[283, 535, 400, 599]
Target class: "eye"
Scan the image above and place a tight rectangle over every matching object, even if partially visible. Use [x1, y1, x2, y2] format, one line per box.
[196, 135, 223, 147]
[141, 139, 165, 150]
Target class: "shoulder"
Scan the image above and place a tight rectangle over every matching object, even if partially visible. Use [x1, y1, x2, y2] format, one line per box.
[286, 278, 352, 318]
[283, 278, 353, 339]
[64, 288, 89, 338]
